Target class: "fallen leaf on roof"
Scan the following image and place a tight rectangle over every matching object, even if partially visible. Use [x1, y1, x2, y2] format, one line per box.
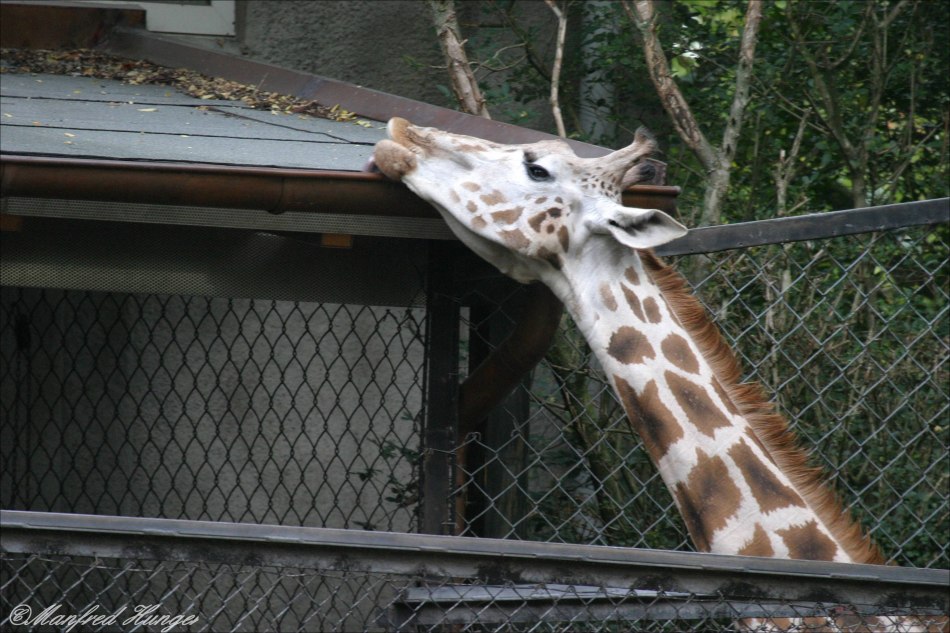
[137, 108, 157, 112]
[64, 132, 75, 137]
[1, 48, 361, 123]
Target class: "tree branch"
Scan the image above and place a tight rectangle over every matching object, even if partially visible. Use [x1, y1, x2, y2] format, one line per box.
[881, 0, 910, 29]
[427, 0, 491, 119]
[822, 3, 872, 71]
[544, 0, 568, 138]
[487, 0, 553, 82]
[787, 4, 861, 171]
[773, 109, 811, 215]
[720, 0, 763, 166]
[624, 0, 762, 226]
[623, 0, 718, 174]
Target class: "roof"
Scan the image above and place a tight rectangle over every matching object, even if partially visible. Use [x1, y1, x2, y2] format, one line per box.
[0, 5, 679, 242]
[0, 71, 385, 171]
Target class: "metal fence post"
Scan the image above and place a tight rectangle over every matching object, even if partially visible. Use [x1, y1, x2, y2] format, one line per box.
[421, 241, 460, 535]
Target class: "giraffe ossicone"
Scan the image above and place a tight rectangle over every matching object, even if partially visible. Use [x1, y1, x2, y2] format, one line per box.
[371, 117, 884, 569]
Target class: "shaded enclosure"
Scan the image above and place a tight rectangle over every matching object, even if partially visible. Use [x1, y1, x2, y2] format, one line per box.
[2, 201, 948, 631]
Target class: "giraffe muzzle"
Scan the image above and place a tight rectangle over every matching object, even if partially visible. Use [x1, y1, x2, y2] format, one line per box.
[370, 139, 418, 180]
[369, 117, 431, 180]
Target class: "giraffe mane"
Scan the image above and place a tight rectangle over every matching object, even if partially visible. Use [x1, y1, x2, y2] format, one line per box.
[639, 250, 885, 565]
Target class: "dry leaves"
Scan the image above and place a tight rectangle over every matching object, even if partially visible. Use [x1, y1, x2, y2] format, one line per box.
[0, 48, 357, 122]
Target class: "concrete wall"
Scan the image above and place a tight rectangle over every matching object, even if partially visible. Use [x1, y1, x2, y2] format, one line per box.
[238, 0, 451, 109]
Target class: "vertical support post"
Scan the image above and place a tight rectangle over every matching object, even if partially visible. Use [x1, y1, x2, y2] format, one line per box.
[421, 241, 460, 535]
[463, 287, 531, 539]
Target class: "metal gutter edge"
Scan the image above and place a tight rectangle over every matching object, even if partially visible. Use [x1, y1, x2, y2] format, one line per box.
[0, 154, 434, 217]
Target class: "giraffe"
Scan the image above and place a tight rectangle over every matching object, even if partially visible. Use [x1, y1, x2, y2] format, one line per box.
[370, 118, 941, 631]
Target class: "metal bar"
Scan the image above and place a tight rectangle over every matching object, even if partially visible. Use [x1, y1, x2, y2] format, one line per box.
[656, 198, 950, 256]
[3, 510, 947, 610]
[3, 197, 456, 241]
[401, 599, 942, 627]
[421, 242, 461, 535]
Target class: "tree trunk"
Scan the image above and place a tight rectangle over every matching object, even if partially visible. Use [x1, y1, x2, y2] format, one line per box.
[701, 165, 731, 227]
[626, 0, 762, 227]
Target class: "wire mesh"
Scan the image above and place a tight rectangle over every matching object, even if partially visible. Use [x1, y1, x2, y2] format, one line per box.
[0, 290, 425, 531]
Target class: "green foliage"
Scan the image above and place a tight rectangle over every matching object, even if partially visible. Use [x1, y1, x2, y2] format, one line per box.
[454, 0, 948, 221]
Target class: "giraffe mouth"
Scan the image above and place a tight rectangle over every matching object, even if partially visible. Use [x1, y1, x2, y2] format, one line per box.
[369, 118, 424, 180]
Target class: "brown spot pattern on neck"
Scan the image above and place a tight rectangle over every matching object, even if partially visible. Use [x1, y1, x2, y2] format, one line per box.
[600, 284, 618, 311]
[624, 266, 640, 285]
[638, 251, 883, 564]
[614, 376, 684, 461]
[777, 520, 838, 561]
[621, 285, 646, 322]
[643, 296, 662, 323]
[665, 371, 731, 438]
[661, 333, 700, 374]
[739, 524, 776, 557]
[728, 438, 806, 513]
[607, 326, 655, 365]
[673, 448, 742, 552]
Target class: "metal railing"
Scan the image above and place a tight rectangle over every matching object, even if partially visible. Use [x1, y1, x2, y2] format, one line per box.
[2, 511, 947, 632]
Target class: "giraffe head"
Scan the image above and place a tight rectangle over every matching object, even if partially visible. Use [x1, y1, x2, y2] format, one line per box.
[372, 118, 687, 286]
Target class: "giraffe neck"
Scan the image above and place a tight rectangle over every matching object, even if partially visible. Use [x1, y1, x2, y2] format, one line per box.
[549, 243, 882, 564]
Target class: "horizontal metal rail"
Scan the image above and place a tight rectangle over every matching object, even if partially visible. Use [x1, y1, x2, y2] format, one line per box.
[656, 198, 950, 256]
[2, 510, 947, 612]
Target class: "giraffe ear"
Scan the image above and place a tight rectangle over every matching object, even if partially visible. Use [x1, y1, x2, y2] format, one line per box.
[588, 204, 687, 249]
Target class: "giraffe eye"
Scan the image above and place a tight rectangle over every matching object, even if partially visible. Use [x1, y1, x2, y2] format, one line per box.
[525, 163, 552, 182]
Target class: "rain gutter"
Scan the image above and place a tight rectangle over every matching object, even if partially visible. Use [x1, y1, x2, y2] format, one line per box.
[0, 155, 435, 217]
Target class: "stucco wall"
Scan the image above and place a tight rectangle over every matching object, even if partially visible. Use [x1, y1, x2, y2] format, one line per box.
[239, 0, 451, 108]
[236, 0, 559, 131]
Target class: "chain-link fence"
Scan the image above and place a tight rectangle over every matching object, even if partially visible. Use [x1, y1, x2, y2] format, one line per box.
[450, 206, 948, 570]
[0, 289, 426, 532]
[1, 201, 948, 630]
